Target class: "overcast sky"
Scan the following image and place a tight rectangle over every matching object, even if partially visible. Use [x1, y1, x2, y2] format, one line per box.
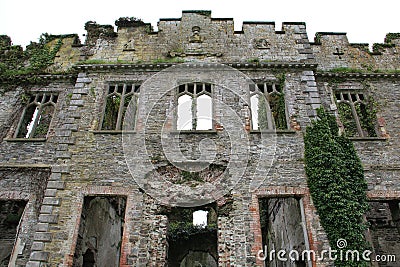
[0, 0, 399, 49]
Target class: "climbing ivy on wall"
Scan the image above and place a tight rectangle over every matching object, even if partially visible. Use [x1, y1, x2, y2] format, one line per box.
[274, 73, 287, 130]
[257, 94, 268, 130]
[0, 33, 64, 85]
[304, 108, 370, 267]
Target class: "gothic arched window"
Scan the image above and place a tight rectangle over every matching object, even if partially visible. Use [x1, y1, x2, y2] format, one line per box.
[101, 83, 140, 130]
[177, 83, 213, 131]
[249, 82, 287, 130]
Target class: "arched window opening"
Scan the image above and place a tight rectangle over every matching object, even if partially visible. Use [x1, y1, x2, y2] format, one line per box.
[15, 92, 58, 138]
[196, 94, 212, 130]
[101, 83, 140, 130]
[335, 91, 377, 137]
[193, 210, 208, 228]
[250, 82, 286, 130]
[177, 94, 193, 130]
[177, 83, 213, 131]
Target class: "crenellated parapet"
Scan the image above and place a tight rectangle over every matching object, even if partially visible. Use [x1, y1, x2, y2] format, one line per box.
[312, 32, 400, 71]
[49, 10, 317, 69]
[3, 10, 399, 73]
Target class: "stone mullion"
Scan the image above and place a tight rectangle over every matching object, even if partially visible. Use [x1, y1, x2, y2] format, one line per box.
[28, 104, 43, 138]
[116, 84, 127, 130]
[349, 100, 364, 137]
[14, 105, 29, 138]
[264, 91, 274, 131]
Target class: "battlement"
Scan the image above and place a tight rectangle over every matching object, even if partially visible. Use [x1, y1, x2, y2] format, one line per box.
[1, 10, 400, 73]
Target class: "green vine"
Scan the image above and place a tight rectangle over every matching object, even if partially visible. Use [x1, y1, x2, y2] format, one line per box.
[20, 93, 30, 105]
[168, 221, 217, 241]
[274, 73, 287, 129]
[102, 95, 121, 130]
[357, 97, 377, 137]
[276, 73, 286, 91]
[181, 171, 202, 183]
[385, 33, 400, 44]
[0, 33, 65, 86]
[258, 94, 268, 130]
[336, 92, 377, 137]
[304, 108, 370, 267]
[314, 32, 322, 44]
[372, 43, 395, 54]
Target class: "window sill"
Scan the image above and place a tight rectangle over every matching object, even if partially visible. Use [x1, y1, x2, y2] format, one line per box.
[5, 138, 47, 142]
[349, 137, 388, 141]
[91, 130, 136, 135]
[170, 130, 218, 134]
[250, 130, 297, 134]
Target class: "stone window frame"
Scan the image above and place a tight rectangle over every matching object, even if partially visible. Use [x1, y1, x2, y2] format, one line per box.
[249, 82, 288, 131]
[176, 82, 214, 131]
[334, 90, 377, 137]
[99, 82, 141, 131]
[13, 92, 58, 139]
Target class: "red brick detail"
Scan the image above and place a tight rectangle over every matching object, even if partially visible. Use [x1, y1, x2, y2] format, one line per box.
[63, 186, 132, 266]
[376, 116, 390, 138]
[250, 186, 318, 267]
[367, 190, 400, 200]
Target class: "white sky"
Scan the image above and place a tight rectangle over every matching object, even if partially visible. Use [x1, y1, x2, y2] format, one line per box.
[0, 0, 399, 49]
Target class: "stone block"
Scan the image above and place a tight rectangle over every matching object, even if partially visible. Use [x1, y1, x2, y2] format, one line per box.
[71, 94, 82, 100]
[62, 123, 78, 131]
[47, 181, 65, 190]
[30, 251, 50, 261]
[33, 232, 52, 242]
[40, 205, 54, 214]
[55, 129, 72, 137]
[42, 197, 61, 206]
[52, 165, 70, 173]
[56, 151, 72, 159]
[73, 88, 89, 94]
[36, 222, 50, 232]
[49, 172, 62, 180]
[26, 262, 41, 267]
[76, 77, 92, 83]
[39, 214, 59, 224]
[31, 241, 45, 251]
[70, 99, 85, 106]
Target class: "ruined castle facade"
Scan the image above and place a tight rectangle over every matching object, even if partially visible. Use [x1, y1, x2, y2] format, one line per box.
[0, 10, 399, 267]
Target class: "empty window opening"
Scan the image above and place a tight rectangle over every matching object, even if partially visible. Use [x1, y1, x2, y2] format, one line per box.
[101, 83, 140, 130]
[166, 206, 217, 266]
[15, 93, 58, 138]
[258, 197, 308, 267]
[73, 196, 126, 267]
[177, 94, 193, 130]
[250, 82, 287, 130]
[196, 94, 212, 130]
[0, 200, 27, 267]
[366, 201, 400, 265]
[335, 91, 377, 137]
[177, 83, 213, 131]
[193, 210, 208, 228]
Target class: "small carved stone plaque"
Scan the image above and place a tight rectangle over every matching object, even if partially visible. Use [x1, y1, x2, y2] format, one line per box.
[253, 38, 270, 49]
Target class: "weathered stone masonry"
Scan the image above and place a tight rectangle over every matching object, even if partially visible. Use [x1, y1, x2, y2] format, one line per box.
[0, 10, 399, 266]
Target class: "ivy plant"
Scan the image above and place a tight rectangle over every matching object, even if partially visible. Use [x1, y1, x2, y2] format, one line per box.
[304, 108, 370, 267]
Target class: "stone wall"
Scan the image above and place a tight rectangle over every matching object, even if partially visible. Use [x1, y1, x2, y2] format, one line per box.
[0, 10, 398, 267]
[0, 168, 49, 266]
